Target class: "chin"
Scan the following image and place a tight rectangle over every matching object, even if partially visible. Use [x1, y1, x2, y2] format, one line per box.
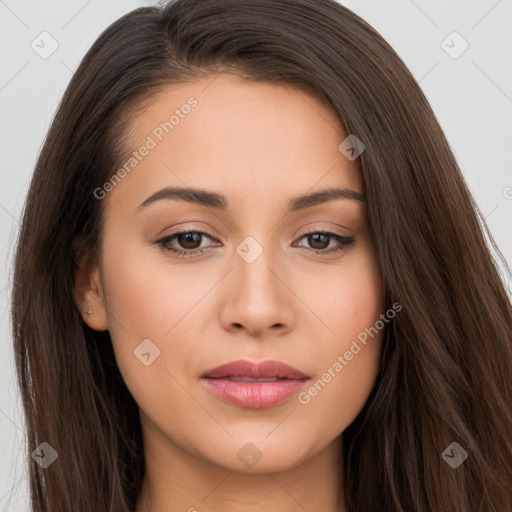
[200, 437, 313, 474]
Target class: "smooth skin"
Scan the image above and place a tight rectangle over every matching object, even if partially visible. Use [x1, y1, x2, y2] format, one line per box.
[77, 74, 385, 512]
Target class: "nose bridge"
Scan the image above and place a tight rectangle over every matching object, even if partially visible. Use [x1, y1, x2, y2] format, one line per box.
[221, 232, 294, 334]
[233, 233, 281, 301]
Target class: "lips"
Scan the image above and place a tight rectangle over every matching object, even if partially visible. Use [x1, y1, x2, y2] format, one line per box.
[202, 359, 309, 380]
[201, 359, 310, 408]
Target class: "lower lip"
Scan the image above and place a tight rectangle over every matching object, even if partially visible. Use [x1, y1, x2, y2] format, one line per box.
[202, 378, 309, 408]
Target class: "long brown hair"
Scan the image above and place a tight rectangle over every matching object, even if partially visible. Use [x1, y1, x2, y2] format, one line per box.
[10, 0, 512, 510]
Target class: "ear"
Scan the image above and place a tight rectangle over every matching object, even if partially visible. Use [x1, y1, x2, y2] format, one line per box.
[74, 251, 109, 331]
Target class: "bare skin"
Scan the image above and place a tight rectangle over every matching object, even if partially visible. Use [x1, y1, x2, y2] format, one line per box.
[77, 73, 385, 512]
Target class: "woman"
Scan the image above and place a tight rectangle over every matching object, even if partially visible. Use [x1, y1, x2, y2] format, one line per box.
[10, 0, 512, 510]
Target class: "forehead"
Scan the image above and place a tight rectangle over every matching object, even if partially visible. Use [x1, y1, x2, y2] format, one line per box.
[104, 74, 364, 216]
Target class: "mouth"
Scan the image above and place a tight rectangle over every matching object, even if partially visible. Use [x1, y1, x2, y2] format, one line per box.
[217, 376, 290, 382]
[201, 359, 310, 408]
[202, 359, 309, 380]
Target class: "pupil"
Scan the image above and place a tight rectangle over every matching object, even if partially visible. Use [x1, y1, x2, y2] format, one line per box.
[309, 233, 329, 250]
[179, 233, 201, 249]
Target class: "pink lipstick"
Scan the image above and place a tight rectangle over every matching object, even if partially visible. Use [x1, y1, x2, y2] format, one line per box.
[201, 359, 310, 408]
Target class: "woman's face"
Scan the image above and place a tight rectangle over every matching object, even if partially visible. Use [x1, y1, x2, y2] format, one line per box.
[82, 74, 385, 473]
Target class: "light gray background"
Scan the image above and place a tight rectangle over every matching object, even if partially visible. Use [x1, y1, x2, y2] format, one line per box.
[1, 1, 511, 510]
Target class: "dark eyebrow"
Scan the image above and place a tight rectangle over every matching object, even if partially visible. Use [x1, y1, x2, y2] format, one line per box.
[135, 186, 366, 213]
[288, 187, 366, 211]
[136, 187, 228, 212]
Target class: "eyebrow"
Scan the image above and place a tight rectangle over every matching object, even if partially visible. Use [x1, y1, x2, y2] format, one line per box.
[135, 186, 366, 213]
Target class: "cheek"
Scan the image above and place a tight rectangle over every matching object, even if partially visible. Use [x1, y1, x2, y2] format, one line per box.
[100, 231, 223, 390]
[100, 233, 185, 366]
[296, 338, 382, 449]
[100, 239, 208, 417]
[304, 242, 384, 340]
[297, 316, 384, 449]
[294, 245, 384, 437]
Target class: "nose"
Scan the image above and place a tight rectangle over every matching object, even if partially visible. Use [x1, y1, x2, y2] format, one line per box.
[219, 247, 294, 337]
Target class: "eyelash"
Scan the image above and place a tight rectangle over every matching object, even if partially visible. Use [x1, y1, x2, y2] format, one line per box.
[154, 227, 355, 258]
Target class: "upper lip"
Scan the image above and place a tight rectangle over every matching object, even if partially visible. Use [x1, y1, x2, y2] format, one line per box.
[202, 359, 309, 379]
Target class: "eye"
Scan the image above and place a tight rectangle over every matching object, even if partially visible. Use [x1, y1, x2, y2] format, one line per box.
[153, 228, 355, 258]
[154, 228, 219, 258]
[293, 229, 355, 255]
